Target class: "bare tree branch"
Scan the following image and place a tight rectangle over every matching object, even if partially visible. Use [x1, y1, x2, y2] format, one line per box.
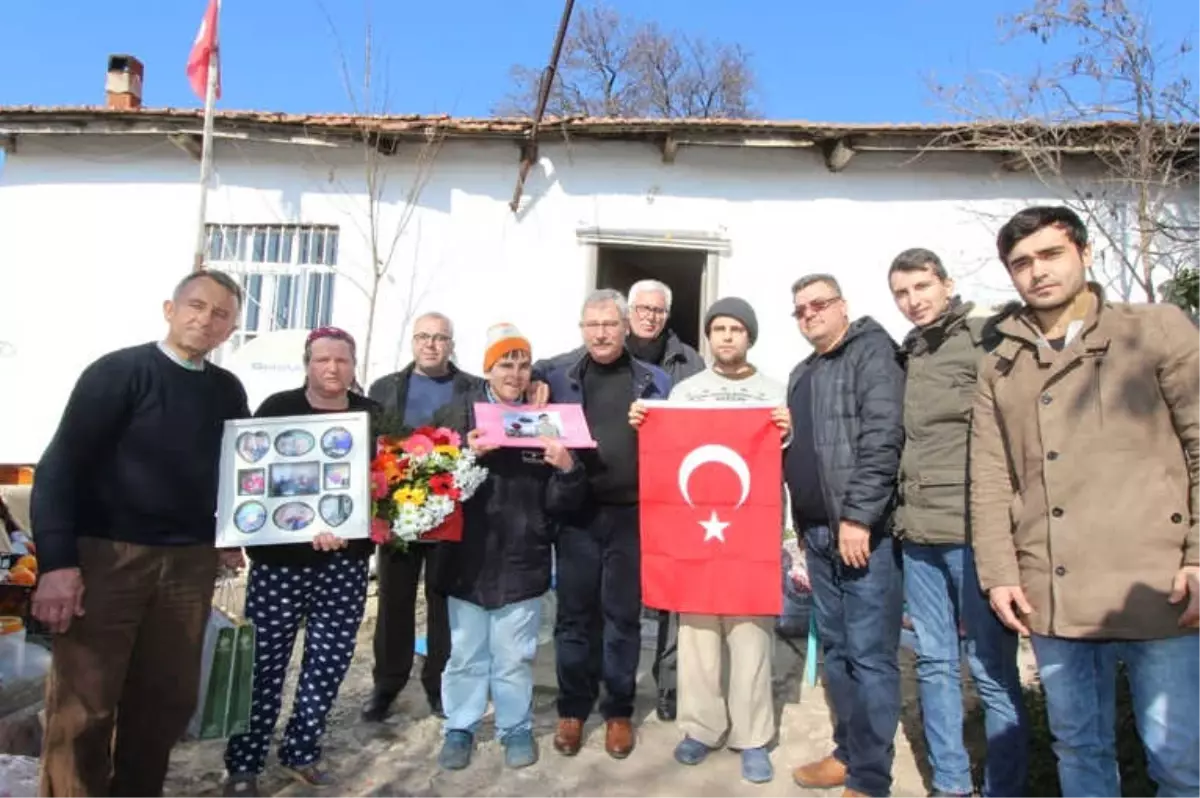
[313, 1, 444, 384]
[931, 0, 1199, 302]
[492, 3, 758, 119]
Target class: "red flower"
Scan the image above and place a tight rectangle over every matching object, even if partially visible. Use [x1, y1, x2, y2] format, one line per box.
[370, 517, 392, 545]
[428, 473, 456, 496]
[412, 426, 438, 440]
[370, 471, 390, 500]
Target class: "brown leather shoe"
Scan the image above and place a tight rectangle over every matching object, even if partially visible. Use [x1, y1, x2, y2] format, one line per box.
[553, 718, 583, 756]
[792, 755, 847, 789]
[604, 717, 635, 759]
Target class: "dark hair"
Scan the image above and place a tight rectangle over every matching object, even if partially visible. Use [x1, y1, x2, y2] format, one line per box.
[996, 206, 1089, 266]
[173, 268, 244, 307]
[889, 248, 949, 281]
[790, 273, 842, 296]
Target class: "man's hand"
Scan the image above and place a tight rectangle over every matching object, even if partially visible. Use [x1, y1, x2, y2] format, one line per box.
[32, 568, 85, 634]
[628, 401, 648, 429]
[837, 520, 870, 569]
[989, 585, 1034, 636]
[467, 428, 499, 456]
[1169, 565, 1199, 628]
[541, 438, 574, 472]
[529, 381, 551, 407]
[771, 406, 792, 436]
[312, 532, 349, 552]
[218, 548, 245, 572]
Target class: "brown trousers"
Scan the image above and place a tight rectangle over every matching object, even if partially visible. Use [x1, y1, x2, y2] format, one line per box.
[40, 538, 218, 797]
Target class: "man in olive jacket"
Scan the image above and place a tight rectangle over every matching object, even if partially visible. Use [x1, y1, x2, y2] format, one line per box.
[971, 206, 1199, 797]
[889, 249, 1026, 798]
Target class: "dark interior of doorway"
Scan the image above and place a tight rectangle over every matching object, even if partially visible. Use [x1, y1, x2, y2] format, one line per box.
[595, 245, 705, 351]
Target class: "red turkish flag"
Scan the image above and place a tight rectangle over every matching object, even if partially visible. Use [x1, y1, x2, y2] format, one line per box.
[639, 403, 783, 616]
[186, 0, 221, 101]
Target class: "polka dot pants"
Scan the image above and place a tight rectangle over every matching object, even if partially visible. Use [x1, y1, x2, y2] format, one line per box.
[223, 554, 368, 775]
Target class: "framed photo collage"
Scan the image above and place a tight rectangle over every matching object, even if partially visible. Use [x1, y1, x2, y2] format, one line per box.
[215, 411, 371, 547]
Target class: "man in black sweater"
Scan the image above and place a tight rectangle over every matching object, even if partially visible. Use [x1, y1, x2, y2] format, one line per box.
[31, 269, 250, 797]
[361, 312, 483, 722]
[534, 289, 672, 760]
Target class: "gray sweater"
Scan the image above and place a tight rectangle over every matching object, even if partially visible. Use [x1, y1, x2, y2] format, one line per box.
[668, 366, 786, 404]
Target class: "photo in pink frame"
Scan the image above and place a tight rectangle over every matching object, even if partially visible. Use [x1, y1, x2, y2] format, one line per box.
[473, 403, 598, 449]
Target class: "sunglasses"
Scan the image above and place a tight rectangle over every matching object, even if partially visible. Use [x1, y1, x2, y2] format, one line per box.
[791, 296, 842, 319]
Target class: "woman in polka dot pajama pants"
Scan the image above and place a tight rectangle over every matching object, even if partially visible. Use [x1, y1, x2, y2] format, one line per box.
[223, 554, 368, 787]
[222, 328, 382, 797]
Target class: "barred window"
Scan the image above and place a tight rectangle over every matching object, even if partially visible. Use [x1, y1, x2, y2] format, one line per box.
[205, 224, 339, 350]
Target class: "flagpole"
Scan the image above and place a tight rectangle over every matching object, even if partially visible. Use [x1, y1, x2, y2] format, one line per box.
[192, 0, 220, 273]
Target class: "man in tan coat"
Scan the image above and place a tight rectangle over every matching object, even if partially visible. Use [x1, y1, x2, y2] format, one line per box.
[970, 205, 1199, 798]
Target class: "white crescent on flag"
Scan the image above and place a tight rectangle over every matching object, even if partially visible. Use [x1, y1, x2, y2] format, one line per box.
[677, 444, 752, 542]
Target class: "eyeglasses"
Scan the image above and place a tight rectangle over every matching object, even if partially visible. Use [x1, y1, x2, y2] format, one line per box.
[632, 304, 668, 319]
[581, 320, 623, 332]
[413, 332, 452, 345]
[792, 296, 842, 319]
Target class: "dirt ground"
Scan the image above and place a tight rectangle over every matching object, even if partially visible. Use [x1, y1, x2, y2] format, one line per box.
[163, 577, 1017, 798]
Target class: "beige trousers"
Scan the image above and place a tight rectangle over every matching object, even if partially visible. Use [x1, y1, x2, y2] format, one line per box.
[676, 613, 775, 749]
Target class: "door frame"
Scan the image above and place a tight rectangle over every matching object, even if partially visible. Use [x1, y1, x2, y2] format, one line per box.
[576, 227, 732, 360]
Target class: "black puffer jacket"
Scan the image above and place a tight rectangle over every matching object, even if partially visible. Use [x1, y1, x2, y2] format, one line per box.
[427, 386, 588, 609]
[785, 317, 906, 534]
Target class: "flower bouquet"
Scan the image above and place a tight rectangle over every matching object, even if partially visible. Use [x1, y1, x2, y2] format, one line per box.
[369, 425, 489, 549]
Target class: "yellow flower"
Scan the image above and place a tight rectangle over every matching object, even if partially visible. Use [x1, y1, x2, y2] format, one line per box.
[434, 444, 460, 457]
[392, 487, 427, 506]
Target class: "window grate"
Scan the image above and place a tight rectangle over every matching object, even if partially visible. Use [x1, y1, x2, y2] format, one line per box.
[204, 223, 340, 351]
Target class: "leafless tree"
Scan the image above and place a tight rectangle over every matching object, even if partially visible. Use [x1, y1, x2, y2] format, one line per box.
[494, 3, 757, 119]
[315, 4, 444, 385]
[931, 0, 1199, 302]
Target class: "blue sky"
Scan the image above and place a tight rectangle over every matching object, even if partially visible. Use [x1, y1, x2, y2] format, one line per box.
[1, 0, 1196, 122]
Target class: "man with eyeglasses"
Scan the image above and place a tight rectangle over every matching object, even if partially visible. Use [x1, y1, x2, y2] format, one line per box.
[624, 279, 705, 722]
[784, 274, 906, 798]
[538, 279, 703, 720]
[361, 312, 483, 723]
[533, 289, 672, 761]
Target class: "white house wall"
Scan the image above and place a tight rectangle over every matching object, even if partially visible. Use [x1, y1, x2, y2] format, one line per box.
[0, 133, 1193, 464]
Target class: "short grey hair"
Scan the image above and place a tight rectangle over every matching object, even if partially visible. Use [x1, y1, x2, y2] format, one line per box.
[791, 273, 843, 297]
[581, 288, 629, 321]
[174, 268, 243, 307]
[628, 279, 672, 312]
[412, 311, 454, 338]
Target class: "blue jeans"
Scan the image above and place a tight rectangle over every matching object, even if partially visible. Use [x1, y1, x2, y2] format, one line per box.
[805, 524, 903, 797]
[442, 596, 542, 741]
[1031, 633, 1200, 797]
[904, 543, 1028, 796]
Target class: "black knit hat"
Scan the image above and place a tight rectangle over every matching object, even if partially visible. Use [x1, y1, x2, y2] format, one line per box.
[704, 296, 759, 345]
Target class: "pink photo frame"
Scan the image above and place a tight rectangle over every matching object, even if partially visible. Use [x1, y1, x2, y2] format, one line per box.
[473, 403, 598, 449]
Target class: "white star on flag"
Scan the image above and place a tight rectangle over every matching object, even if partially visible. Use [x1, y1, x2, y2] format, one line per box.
[699, 510, 730, 542]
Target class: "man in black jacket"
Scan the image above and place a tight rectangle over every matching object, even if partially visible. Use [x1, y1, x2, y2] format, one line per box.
[533, 289, 672, 760]
[361, 312, 483, 722]
[783, 274, 906, 798]
[533, 279, 703, 721]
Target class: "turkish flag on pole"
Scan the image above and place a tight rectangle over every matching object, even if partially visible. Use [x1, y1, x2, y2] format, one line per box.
[186, 0, 221, 101]
[639, 403, 783, 616]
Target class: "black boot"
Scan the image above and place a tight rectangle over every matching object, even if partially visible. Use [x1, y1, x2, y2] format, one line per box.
[656, 689, 677, 721]
[361, 688, 399, 722]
